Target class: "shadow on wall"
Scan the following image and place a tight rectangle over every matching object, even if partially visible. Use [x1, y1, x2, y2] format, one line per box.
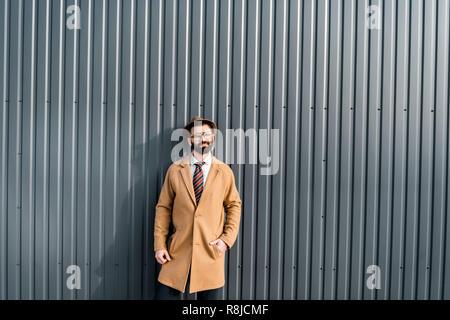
[90, 127, 178, 299]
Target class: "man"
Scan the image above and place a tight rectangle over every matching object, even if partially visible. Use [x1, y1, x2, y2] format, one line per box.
[154, 116, 242, 300]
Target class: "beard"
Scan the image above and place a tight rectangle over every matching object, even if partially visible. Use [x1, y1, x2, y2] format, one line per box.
[191, 140, 214, 154]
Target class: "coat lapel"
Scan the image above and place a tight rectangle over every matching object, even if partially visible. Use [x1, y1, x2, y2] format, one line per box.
[202, 156, 220, 194]
[179, 155, 197, 206]
[178, 154, 221, 207]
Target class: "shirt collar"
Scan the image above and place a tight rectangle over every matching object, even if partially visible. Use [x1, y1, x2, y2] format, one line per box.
[190, 152, 212, 166]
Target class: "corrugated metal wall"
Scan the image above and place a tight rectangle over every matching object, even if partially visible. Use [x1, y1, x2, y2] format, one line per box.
[1, 0, 449, 300]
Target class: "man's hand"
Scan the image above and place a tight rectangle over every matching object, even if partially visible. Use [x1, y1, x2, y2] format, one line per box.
[155, 249, 172, 264]
[209, 239, 228, 256]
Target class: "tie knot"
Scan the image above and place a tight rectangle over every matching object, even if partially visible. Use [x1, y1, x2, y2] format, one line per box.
[194, 161, 206, 168]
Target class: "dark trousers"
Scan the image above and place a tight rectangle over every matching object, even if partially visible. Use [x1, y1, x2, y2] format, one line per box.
[155, 266, 221, 300]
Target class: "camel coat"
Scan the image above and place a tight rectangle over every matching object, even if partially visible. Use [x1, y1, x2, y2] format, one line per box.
[154, 154, 242, 293]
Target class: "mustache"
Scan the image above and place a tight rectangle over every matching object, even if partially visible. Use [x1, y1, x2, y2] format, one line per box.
[191, 141, 214, 153]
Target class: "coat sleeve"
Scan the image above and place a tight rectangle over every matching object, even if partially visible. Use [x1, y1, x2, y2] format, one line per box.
[219, 168, 242, 249]
[154, 165, 175, 251]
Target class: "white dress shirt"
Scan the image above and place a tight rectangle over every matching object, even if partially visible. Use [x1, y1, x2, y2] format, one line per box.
[190, 152, 212, 186]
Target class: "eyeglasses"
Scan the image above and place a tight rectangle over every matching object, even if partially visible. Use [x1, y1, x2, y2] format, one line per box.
[191, 132, 215, 139]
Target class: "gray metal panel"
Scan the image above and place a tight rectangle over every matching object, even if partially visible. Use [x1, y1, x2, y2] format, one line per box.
[434, 0, 449, 300]
[391, 0, 408, 300]
[378, 0, 395, 300]
[324, 0, 342, 300]
[0, 0, 449, 300]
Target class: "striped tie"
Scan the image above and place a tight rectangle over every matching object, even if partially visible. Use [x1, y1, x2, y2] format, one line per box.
[193, 161, 206, 204]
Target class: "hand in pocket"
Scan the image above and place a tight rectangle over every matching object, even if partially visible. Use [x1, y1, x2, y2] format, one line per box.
[209, 238, 227, 256]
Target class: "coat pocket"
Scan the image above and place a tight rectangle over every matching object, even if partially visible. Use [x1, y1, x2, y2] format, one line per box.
[167, 234, 176, 254]
[212, 242, 220, 258]
[212, 232, 224, 259]
[208, 234, 219, 259]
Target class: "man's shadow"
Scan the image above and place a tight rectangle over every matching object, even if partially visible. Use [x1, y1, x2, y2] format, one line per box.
[90, 128, 198, 300]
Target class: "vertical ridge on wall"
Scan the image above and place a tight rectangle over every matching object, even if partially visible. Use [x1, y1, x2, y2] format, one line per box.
[445, 0, 450, 298]
[433, 0, 449, 300]
[27, 0, 38, 300]
[391, 0, 408, 300]
[405, 0, 422, 300]
[337, 0, 355, 300]
[379, 0, 395, 300]
[78, 0, 93, 300]
[270, 0, 287, 300]
[283, 0, 302, 300]
[298, 0, 315, 300]
[54, 0, 65, 300]
[256, 0, 274, 300]
[352, 0, 368, 301]
[0, 0, 9, 301]
[242, 0, 259, 300]
[311, 0, 328, 300]
[0, 0, 449, 300]
[41, 0, 51, 300]
[324, 0, 342, 300]
[365, 0, 382, 301]
[140, 0, 150, 300]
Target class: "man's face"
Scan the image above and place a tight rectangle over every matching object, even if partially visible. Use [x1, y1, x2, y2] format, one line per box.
[189, 124, 215, 154]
